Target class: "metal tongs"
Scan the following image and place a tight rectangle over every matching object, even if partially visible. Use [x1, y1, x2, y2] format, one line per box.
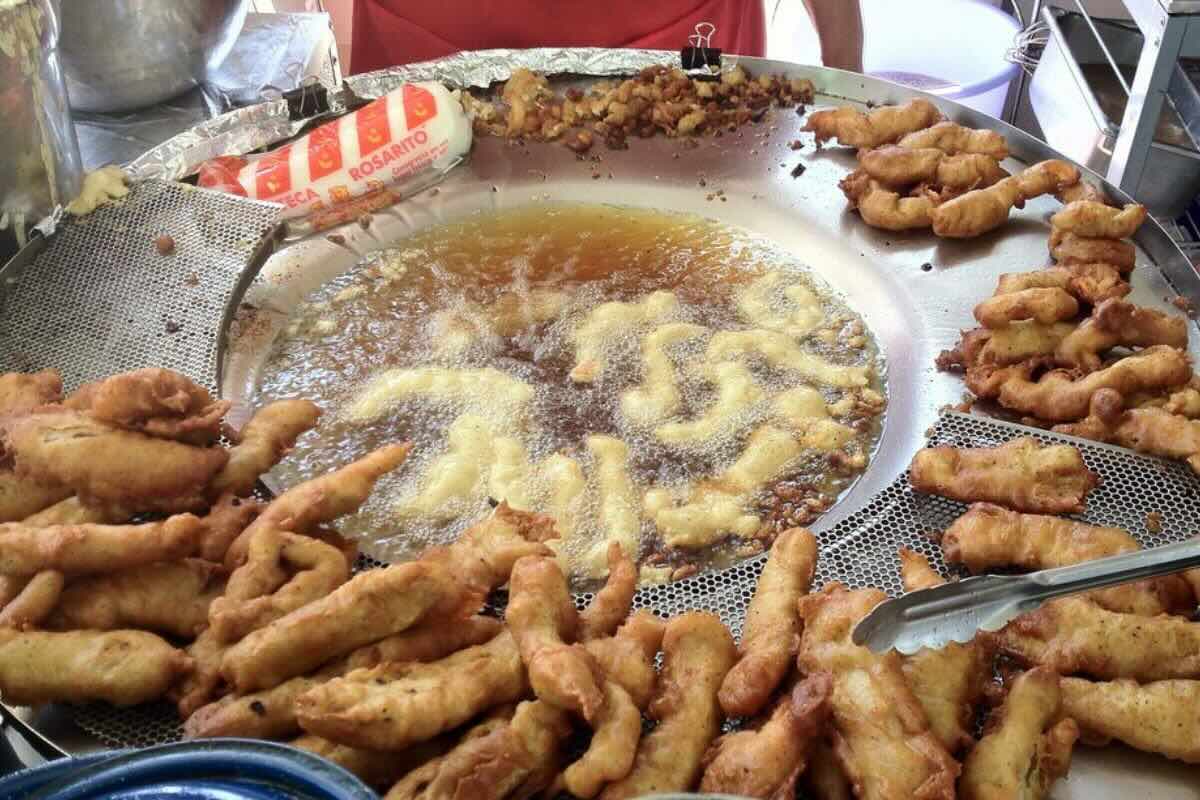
[853, 537, 1200, 655]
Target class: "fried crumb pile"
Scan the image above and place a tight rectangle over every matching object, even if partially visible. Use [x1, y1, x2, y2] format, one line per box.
[461, 65, 815, 151]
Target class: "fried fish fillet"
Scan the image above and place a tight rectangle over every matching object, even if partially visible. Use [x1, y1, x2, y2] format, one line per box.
[66, 368, 230, 445]
[797, 584, 958, 800]
[839, 170, 933, 230]
[858, 147, 1006, 190]
[1056, 394, 1200, 474]
[0, 571, 63, 629]
[197, 494, 263, 563]
[506, 555, 604, 721]
[583, 608, 664, 709]
[1056, 299, 1188, 372]
[898, 550, 991, 754]
[930, 161, 1079, 239]
[1049, 228, 1136, 273]
[942, 504, 1192, 616]
[222, 559, 475, 693]
[701, 672, 834, 798]
[803, 99, 942, 148]
[956, 323, 1076, 367]
[598, 612, 737, 799]
[996, 596, 1200, 680]
[209, 399, 321, 497]
[0, 471, 71, 524]
[208, 528, 349, 643]
[185, 616, 502, 740]
[995, 266, 1130, 306]
[803, 738, 854, 800]
[0, 369, 61, 413]
[0, 514, 201, 575]
[385, 700, 570, 800]
[4, 410, 227, 513]
[224, 443, 411, 569]
[1050, 201, 1147, 240]
[419, 503, 558, 597]
[998, 346, 1191, 422]
[294, 734, 448, 790]
[973, 288, 1079, 329]
[297, 631, 528, 751]
[960, 667, 1078, 800]
[719, 527, 817, 718]
[562, 681, 643, 798]
[48, 559, 223, 638]
[1059, 677, 1200, 763]
[908, 438, 1097, 513]
[578, 542, 637, 642]
[897, 121, 1009, 158]
[22, 496, 115, 525]
[0, 628, 190, 706]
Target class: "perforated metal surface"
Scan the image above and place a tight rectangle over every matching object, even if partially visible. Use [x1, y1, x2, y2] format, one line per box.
[0, 181, 280, 393]
[69, 411, 1200, 748]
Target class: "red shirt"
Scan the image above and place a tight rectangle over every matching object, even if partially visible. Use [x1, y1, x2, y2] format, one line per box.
[350, 0, 766, 74]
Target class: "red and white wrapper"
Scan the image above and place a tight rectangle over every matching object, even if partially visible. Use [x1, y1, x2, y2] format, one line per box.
[198, 82, 470, 230]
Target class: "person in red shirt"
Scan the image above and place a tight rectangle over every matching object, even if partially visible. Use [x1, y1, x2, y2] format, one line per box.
[350, 0, 863, 74]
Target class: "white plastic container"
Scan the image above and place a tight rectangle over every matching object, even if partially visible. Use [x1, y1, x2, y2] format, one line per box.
[765, 0, 1020, 119]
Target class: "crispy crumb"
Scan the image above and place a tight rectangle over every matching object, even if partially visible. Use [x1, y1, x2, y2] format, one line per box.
[183, 273, 200, 287]
[165, 320, 181, 334]
[326, 234, 346, 246]
[154, 234, 175, 255]
[1172, 296, 1197, 318]
[670, 564, 699, 582]
[1145, 511, 1163, 533]
[790, 163, 806, 178]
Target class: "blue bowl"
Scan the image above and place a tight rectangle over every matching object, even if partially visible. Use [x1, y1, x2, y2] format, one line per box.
[0, 739, 378, 800]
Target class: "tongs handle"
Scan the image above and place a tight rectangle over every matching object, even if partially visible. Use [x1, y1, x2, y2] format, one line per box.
[1027, 536, 1200, 606]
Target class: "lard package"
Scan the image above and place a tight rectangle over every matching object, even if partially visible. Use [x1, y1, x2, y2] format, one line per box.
[198, 82, 471, 230]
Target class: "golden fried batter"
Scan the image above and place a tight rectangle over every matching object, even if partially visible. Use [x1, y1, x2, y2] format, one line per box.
[4, 410, 227, 513]
[957, 324, 1074, 367]
[719, 527, 817, 718]
[909, 437, 1097, 513]
[1055, 180, 1110, 205]
[222, 559, 475, 693]
[930, 161, 1079, 239]
[1059, 401, 1200, 475]
[0, 628, 190, 706]
[935, 153, 1008, 190]
[0, 471, 71, 524]
[224, 443, 411, 569]
[578, 542, 637, 642]
[380, 708, 516, 799]
[185, 616, 502, 740]
[942, 503, 1191, 616]
[701, 672, 833, 798]
[598, 612, 737, 800]
[960, 667, 1078, 800]
[1050, 201, 1147, 239]
[1056, 299, 1188, 372]
[562, 681, 642, 798]
[1049, 228, 1136, 273]
[803, 738, 854, 800]
[995, 266, 1130, 306]
[48, 559, 223, 638]
[197, 494, 263, 563]
[294, 734, 446, 790]
[897, 121, 1008, 159]
[506, 555, 604, 721]
[798, 584, 958, 800]
[898, 550, 991, 754]
[385, 700, 570, 800]
[840, 170, 933, 230]
[296, 631, 527, 751]
[0, 571, 64, 629]
[0, 514, 201, 575]
[997, 596, 1200, 680]
[209, 529, 349, 643]
[22, 496, 115, 525]
[803, 99, 941, 149]
[583, 609, 664, 709]
[210, 399, 321, 497]
[973, 288, 1079, 329]
[66, 368, 230, 445]
[858, 146, 1007, 192]
[419, 503, 558, 598]
[0, 369, 61, 413]
[998, 345, 1191, 422]
[1059, 677, 1200, 763]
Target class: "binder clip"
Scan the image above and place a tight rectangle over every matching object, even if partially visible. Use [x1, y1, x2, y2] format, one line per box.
[284, 79, 332, 122]
[681, 22, 721, 76]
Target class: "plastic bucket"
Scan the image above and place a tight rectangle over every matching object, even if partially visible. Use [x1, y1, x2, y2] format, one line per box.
[765, 0, 1020, 119]
[861, 0, 1020, 118]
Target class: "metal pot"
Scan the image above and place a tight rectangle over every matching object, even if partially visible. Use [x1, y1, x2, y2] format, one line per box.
[58, 0, 249, 113]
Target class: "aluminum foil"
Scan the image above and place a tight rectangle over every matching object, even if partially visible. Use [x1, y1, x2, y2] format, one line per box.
[129, 47, 678, 183]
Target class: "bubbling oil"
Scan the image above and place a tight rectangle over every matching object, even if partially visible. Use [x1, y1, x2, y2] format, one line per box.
[256, 204, 885, 584]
